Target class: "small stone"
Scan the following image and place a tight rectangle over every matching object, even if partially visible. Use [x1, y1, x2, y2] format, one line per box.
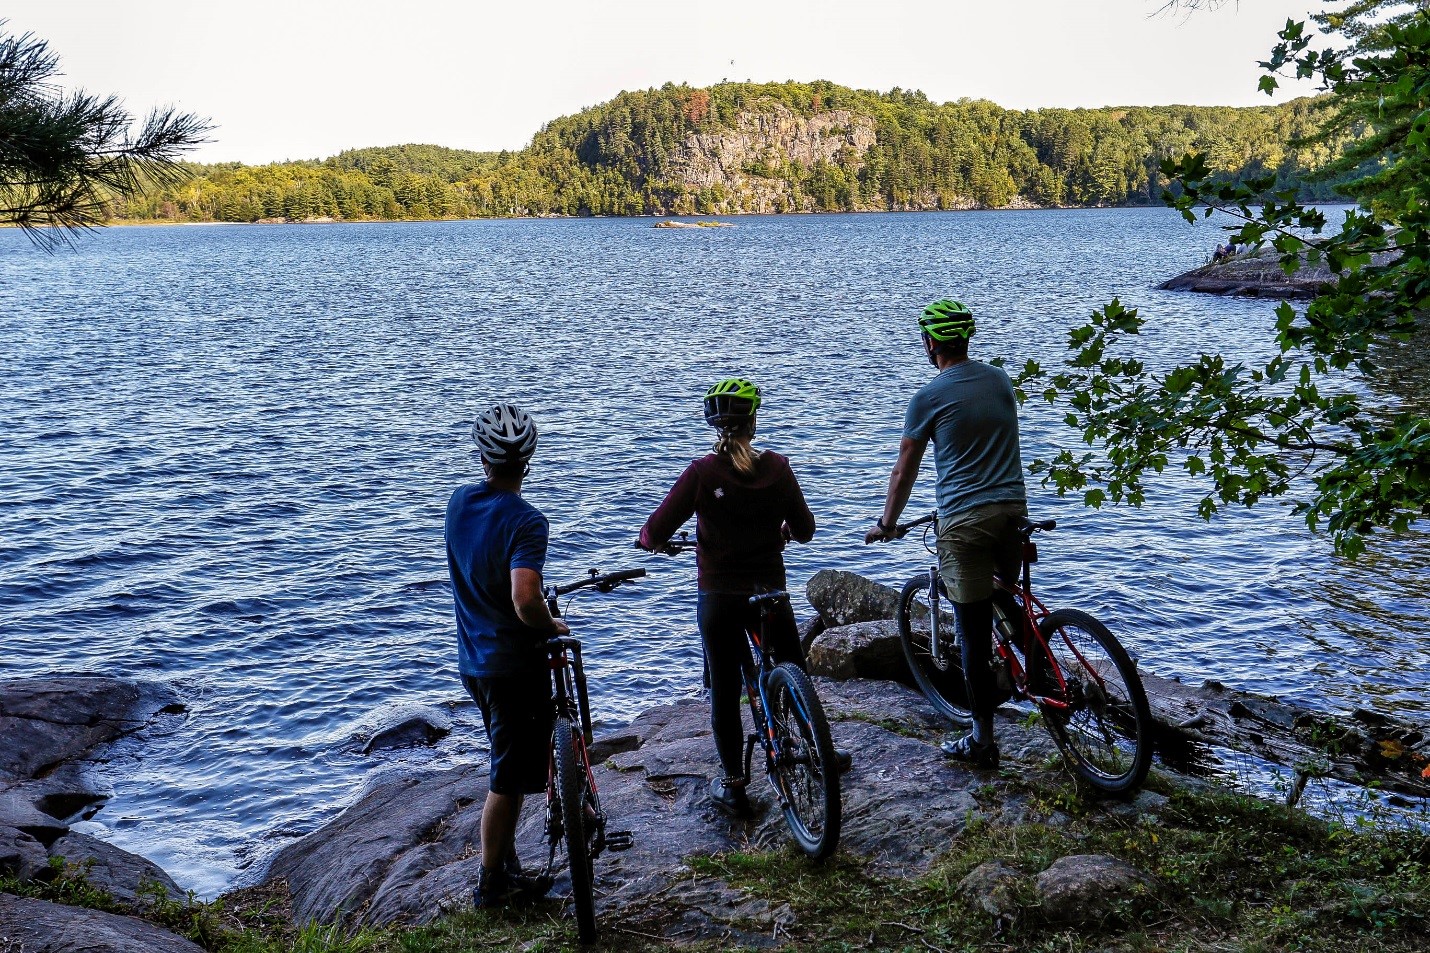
[1034, 853, 1154, 924]
[958, 859, 1025, 918]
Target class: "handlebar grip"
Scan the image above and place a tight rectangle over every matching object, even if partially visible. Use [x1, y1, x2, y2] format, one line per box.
[605, 568, 646, 583]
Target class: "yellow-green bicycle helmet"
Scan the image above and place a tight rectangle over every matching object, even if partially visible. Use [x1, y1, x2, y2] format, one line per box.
[703, 377, 761, 427]
[918, 299, 976, 341]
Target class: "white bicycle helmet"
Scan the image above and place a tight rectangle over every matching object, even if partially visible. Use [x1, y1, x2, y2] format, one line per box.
[472, 403, 538, 468]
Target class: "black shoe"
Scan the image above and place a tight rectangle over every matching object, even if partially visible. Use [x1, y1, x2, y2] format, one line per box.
[940, 733, 1000, 769]
[710, 776, 753, 818]
[502, 854, 553, 896]
[834, 748, 853, 774]
[473, 866, 551, 909]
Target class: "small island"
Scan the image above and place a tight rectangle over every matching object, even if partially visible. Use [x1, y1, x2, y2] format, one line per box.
[653, 220, 735, 228]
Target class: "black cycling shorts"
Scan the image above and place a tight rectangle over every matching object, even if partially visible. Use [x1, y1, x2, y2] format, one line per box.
[463, 671, 552, 796]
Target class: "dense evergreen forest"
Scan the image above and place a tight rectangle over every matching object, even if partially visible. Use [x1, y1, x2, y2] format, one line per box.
[116, 80, 1352, 223]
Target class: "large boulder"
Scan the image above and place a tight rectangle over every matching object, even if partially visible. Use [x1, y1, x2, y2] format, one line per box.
[807, 621, 908, 683]
[1033, 853, 1155, 924]
[49, 832, 184, 905]
[0, 893, 204, 953]
[805, 570, 900, 628]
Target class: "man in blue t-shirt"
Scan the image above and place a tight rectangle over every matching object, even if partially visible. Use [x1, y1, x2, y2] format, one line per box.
[446, 403, 568, 909]
[865, 299, 1027, 769]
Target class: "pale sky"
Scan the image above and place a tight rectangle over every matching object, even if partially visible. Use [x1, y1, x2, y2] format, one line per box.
[8, 1, 1322, 164]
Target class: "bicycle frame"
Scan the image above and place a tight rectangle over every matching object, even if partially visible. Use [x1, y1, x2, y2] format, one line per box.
[737, 594, 798, 790]
[902, 512, 1107, 716]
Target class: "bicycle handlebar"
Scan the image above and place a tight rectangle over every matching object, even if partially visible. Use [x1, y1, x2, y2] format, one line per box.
[892, 511, 1057, 538]
[895, 511, 938, 535]
[637, 530, 694, 556]
[549, 567, 647, 597]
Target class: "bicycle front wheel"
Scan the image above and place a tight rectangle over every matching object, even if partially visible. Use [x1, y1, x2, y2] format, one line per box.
[765, 663, 841, 860]
[554, 717, 598, 943]
[1035, 609, 1153, 795]
[896, 573, 974, 724]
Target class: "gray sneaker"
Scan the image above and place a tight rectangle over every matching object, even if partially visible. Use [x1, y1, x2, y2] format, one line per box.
[940, 733, 1000, 769]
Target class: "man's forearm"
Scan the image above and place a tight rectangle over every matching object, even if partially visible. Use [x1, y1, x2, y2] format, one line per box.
[881, 463, 918, 527]
[515, 597, 561, 633]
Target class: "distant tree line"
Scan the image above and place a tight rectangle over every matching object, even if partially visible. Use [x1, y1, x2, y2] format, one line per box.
[112, 81, 1355, 223]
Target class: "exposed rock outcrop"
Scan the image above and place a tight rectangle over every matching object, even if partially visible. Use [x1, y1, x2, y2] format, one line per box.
[668, 106, 878, 214]
[258, 678, 1051, 934]
[1158, 246, 1397, 298]
[0, 677, 190, 905]
[49, 832, 184, 904]
[0, 893, 204, 953]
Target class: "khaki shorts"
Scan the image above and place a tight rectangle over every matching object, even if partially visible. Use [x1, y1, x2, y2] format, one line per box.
[936, 501, 1028, 603]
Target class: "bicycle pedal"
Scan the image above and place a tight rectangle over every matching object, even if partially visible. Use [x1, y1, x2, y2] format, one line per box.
[604, 830, 634, 852]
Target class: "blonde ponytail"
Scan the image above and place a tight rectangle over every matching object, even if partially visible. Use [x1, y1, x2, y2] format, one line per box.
[714, 424, 760, 475]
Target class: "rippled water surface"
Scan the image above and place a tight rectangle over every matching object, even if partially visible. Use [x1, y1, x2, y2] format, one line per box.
[2, 211, 1426, 895]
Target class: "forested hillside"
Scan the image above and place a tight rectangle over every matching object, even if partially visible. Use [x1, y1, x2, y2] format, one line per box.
[117, 81, 1351, 223]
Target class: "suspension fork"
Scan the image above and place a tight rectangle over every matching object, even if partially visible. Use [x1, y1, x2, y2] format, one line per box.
[927, 565, 949, 665]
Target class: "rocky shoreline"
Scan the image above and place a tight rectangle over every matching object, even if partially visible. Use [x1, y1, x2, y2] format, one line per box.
[3, 573, 1426, 950]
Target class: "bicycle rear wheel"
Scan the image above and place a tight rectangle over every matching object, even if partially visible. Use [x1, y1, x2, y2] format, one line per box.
[554, 717, 598, 943]
[1035, 609, 1153, 795]
[765, 663, 841, 859]
[896, 573, 973, 724]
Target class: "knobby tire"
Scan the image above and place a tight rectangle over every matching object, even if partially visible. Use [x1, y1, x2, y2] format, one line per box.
[1035, 609, 1153, 795]
[765, 663, 841, 859]
[896, 573, 974, 724]
[554, 717, 598, 943]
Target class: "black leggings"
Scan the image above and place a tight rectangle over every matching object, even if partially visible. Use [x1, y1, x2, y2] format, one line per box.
[697, 590, 806, 780]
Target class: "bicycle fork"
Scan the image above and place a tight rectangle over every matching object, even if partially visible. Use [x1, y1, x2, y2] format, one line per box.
[927, 566, 957, 670]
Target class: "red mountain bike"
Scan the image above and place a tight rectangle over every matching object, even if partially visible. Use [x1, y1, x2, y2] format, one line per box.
[892, 512, 1153, 795]
[540, 568, 640, 944]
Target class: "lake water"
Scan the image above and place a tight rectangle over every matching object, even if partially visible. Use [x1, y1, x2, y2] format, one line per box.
[2, 210, 1426, 897]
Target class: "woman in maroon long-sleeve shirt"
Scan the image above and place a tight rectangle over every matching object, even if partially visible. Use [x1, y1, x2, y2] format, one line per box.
[639, 377, 815, 817]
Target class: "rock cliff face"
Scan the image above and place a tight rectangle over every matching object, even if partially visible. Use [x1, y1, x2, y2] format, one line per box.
[665, 105, 878, 214]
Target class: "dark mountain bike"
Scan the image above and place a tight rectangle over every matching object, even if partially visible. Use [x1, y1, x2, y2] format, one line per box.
[892, 512, 1153, 795]
[541, 568, 641, 944]
[652, 534, 842, 858]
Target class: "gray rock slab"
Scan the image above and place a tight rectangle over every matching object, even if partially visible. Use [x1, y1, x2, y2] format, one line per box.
[0, 892, 204, 953]
[262, 681, 1035, 932]
[1034, 853, 1155, 923]
[815, 677, 949, 736]
[0, 789, 69, 846]
[265, 763, 489, 924]
[806, 569, 900, 628]
[0, 678, 177, 784]
[49, 831, 183, 905]
[0, 826, 48, 882]
[807, 621, 909, 683]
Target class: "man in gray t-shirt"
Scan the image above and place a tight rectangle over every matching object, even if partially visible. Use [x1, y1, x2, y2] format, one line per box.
[865, 299, 1027, 768]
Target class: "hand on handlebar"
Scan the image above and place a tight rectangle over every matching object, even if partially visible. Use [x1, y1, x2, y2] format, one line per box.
[864, 523, 892, 545]
[550, 618, 571, 636]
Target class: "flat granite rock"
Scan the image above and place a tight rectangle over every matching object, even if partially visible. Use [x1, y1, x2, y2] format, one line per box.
[260, 679, 1034, 935]
[0, 893, 204, 953]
